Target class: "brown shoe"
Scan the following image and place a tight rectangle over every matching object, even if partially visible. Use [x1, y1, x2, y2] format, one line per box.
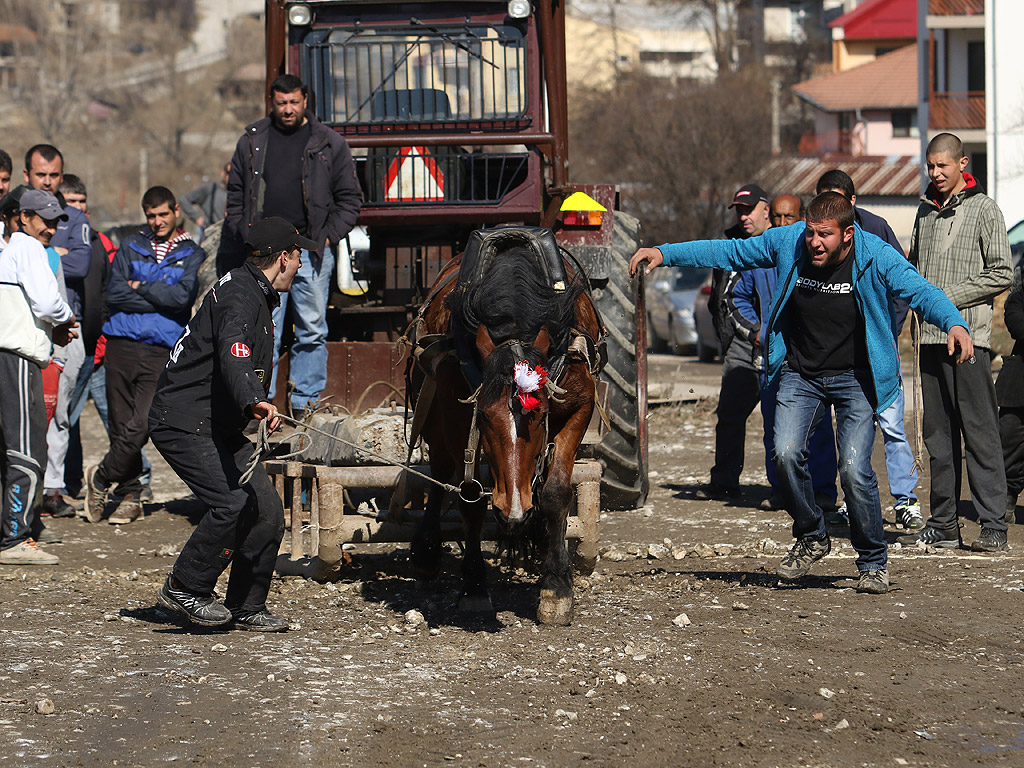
[108, 494, 143, 525]
[83, 465, 108, 523]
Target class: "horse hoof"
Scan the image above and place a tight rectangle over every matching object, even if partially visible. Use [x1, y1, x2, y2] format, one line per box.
[411, 542, 442, 581]
[537, 590, 573, 626]
[457, 594, 494, 616]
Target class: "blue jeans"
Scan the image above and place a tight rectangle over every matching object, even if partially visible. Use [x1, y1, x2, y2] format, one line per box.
[877, 384, 918, 503]
[775, 367, 886, 571]
[270, 245, 334, 410]
[761, 375, 837, 499]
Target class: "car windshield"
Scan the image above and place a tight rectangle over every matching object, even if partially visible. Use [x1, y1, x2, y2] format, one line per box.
[672, 268, 709, 292]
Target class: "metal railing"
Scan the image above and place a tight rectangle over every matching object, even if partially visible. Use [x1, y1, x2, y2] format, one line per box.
[302, 22, 529, 129]
[928, 0, 984, 15]
[929, 92, 985, 129]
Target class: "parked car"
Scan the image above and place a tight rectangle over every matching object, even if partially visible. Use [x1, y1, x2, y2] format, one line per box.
[693, 273, 721, 362]
[1009, 218, 1024, 267]
[647, 267, 709, 355]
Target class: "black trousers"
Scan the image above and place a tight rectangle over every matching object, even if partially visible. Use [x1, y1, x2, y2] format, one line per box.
[150, 423, 284, 613]
[710, 336, 761, 488]
[920, 345, 1007, 531]
[0, 352, 46, 550]
[97, 338, 168, 495]
[1000, 406, 1024, 498]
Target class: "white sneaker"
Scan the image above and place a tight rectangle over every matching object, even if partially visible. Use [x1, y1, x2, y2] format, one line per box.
[0, 539, 59, 565]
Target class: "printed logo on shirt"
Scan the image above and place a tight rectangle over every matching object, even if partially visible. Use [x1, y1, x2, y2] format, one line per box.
[795, 277, 852, 295]
[231, 342, 251, 358]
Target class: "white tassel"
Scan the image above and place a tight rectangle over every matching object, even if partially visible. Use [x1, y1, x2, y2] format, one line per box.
[513, 360, 542, 393]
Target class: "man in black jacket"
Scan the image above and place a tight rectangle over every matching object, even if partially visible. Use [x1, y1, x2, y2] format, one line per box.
[998, 264, 1024, 525]
[217, 74, 363, 415]
[696, 183, 771, 500]
[151, 217, 311, 630]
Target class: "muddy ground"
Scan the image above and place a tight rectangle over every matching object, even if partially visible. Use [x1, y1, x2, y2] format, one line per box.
[2, 354, 1023, 768]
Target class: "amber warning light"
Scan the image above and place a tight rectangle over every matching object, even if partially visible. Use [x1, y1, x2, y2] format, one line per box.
[559, 192, 606, 227]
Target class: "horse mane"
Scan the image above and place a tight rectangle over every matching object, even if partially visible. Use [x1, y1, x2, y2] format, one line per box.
[448, 244, 584, 357]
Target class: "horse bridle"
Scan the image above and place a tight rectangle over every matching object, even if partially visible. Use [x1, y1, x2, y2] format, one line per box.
[458, 338, 554, 506]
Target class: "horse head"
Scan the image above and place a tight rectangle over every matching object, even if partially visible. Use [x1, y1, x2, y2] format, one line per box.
[474, 323, 552, 528]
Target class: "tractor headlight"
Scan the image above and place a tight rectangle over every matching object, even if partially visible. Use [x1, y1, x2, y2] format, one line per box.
[287, 4, 313, 26]
[507, 1, 532, 19]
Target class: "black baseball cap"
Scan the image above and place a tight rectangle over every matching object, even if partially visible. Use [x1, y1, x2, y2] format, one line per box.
[728, 183, 769, 209]
[245, 217, 320, 257]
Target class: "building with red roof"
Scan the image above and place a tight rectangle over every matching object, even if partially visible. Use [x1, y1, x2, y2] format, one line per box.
[830, 0, 917, 72]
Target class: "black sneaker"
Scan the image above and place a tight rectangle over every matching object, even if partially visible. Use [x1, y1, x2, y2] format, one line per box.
[231, 609, 289, 632]
[970, 527, 1008, 553]
[777, 535, 831, 581]
[157, 575, 232, 626]
[40, 492, 76, 518]
[856, 569, 889, 594]
[695, 483, 738, 501]
[898, 526, 961, 548]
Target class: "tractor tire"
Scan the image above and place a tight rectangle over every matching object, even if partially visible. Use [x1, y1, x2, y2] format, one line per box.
[586, 212, 649, 510]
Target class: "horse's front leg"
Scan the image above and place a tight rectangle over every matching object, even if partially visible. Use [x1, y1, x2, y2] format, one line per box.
[536, 433, 586, 625]
[457, 496, 494, 615]
[411, 482, 445, 580]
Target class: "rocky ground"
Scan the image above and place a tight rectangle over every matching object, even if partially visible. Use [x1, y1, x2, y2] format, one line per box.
[2, 354, 1023, 768]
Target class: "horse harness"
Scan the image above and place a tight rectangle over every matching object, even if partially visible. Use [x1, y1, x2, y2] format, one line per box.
[399, 227, 608, 504]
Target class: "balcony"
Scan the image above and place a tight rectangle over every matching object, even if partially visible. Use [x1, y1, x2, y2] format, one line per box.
[929, 0, 983, 14]
[927, 0, 984, 28]
[929, 92, 985, 130]
[798, 130, 862, 157]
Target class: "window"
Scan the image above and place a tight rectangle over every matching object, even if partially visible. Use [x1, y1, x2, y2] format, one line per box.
[891, 110, 919, 138]
[967, 41, 985, 92]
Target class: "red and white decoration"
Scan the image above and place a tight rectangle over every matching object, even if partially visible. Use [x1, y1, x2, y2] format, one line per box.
[230, 342, 251, 358]
[513, 360, 548, 411]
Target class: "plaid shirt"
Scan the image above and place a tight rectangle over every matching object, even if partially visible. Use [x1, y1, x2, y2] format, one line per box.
[909, 178, 1012, 348]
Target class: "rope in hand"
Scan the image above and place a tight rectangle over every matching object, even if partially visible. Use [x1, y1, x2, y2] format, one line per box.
[238, 412, 461, 496]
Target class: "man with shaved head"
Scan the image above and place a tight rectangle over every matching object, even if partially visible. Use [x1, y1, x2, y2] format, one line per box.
[769, 195, 803, 228]
[901, 132, 1013, 552]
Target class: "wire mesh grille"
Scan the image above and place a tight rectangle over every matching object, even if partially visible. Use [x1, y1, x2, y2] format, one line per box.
[304, 22, 529, 127]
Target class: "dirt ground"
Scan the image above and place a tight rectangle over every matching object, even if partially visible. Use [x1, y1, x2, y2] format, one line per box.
[2, 353, 1024, 768]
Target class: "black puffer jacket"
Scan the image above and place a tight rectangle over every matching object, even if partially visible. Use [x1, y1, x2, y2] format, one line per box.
[217, 111, 363, 274]
[149, 263, 279, 436]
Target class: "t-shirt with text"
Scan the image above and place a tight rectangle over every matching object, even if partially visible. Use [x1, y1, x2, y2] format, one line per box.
[785, 251, 869, 378]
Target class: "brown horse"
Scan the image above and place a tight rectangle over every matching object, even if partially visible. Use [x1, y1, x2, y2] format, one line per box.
[408, 235, 602, 625]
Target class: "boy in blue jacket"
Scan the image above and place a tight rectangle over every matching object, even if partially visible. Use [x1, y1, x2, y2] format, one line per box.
[629, 192, 973, 595]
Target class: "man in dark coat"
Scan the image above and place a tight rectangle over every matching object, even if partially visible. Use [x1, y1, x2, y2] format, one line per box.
[152, 217, 312, 630]
[217, 74, 363, 414]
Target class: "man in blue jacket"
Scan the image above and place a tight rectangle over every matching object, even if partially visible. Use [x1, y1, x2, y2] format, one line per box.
[85, 187, 205, 526]
[629, 192, 973, 594]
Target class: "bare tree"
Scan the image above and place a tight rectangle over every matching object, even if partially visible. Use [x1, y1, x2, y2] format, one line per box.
[571, 68, 772, 245]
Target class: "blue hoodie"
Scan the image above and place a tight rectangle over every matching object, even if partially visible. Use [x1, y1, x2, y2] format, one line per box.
[658, 223, 967, 413]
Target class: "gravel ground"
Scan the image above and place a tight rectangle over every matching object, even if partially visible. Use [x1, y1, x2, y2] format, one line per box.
[2, 354, 1023, 768]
